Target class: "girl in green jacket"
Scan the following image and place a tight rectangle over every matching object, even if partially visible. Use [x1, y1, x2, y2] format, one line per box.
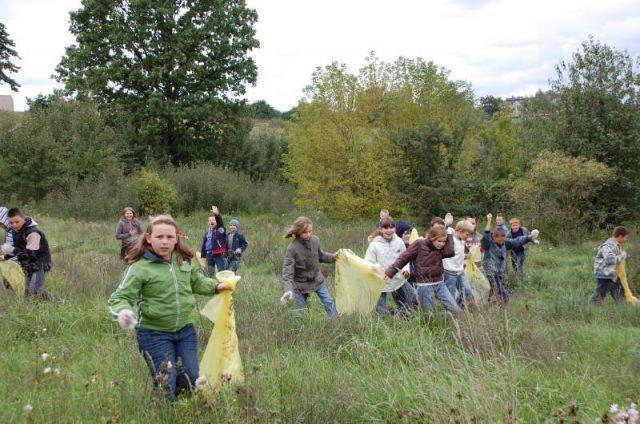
[108, 215, 231, 400]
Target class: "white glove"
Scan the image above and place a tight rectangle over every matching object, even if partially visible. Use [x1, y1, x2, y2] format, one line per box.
[530, 229, 539, 241]
[621, 251, 628, 260]
[1, 244, 14, 255]
[235, 248, 242, 254]
[444, 213, 453, 227]
[117, 309, 137, 329]
[280, 291, 293, 304]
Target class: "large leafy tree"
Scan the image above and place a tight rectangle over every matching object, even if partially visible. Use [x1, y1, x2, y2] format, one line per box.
[0, 22, 20, 92]
[551, 36, 640, 219]
[56, 0, 259, 165]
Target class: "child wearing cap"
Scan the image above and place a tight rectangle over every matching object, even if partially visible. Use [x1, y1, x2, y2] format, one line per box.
[227, 219, 248, 273]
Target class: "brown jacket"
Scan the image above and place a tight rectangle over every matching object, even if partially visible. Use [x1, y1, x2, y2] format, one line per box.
[385, 235, 455, 283]
[282, 235, 335, 293]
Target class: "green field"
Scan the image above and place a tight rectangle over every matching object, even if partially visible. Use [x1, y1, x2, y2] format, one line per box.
[1, 213, 639, 423]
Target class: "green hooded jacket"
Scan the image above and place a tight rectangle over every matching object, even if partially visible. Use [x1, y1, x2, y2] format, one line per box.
[108, 249, 219, 332]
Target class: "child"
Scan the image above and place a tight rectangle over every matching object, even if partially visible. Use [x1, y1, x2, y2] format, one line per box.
[482, 213, 539, 305]
[108, 215, 231, 400]
[443, 219, 475, 308]
[200, 215, 227, 277]
[0, 208, 51, 297]
[496, 213, 509, 233]
[280, 217, 339, 317]
[0, 206, 13, 246]
[365, 217, 416, 315]
[385, 226, 458, 313]
[115, 207, 142, 260]
[506, 217, 531, 278]
[589, 226, 629, 305]
[227, 219, 248, 273]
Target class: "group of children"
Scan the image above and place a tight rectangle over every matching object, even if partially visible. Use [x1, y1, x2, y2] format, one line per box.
[115, 205, 249, 275]
[0, 202, 629, 402]
[279, 209, 542, 317]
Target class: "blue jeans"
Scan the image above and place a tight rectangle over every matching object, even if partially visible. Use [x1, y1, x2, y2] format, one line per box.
[26, 271, 47, 297]
[416, 282, 459, 313]
[294, 283, 338, 317]
[228, 257, 241, 273]
[206, 253, 227, 277]
[444, 271, 474, 308]
[136, 324, 199, 400]
[510, 250, 526, 277]
[487, 274, 509, 304]
[376, 282, 418, 315]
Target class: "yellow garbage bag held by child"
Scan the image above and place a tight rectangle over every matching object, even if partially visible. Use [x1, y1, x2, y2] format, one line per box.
[616, 259, 639, 305]
[0, 260, 25, 299]
[199, 270, 244, 390]
[335, 249, 386, 315]
[409, 228, 423, 244]
[464, 255, 490, 301]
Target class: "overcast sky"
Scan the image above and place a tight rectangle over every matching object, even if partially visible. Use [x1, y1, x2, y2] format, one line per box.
[1, 0, 639, 111]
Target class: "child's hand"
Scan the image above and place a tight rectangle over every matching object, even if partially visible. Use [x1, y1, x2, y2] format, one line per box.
[444, 213, 453, 227]
[234, 248, 242, 254]
[486, 213, 493, 222]
[0, 255, 4, 261]
[530, 229, 539, 241]
[384, 275, 389, 282]
[402, 270, 409, 279]
[216, 283, 232, 292]
[210, 205, 219, 215]
[1, 244, 13, 255]
[332, 251, 340, 261]
[280, 291, 293, 304]
[117, 309, 137, 329]
[622, 251, 628, 260]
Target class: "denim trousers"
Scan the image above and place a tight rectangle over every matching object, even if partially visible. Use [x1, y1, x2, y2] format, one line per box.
[416, 282, 459, 313]
[25, 271, 47, 297]
[443, 271, 474, 308]
[487, 273, 509, 304]
[136, 324, 199, 400]
[294, 283, 338, 317]
[375, 282, 418, 315]
[589, 278, 625, 305]
[206, 253, 227, 277]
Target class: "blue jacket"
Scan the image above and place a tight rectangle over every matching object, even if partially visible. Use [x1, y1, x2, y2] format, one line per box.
[227, 231, 248, 253]
[200, 226, 227, 258]
[481, 230, 530, 276]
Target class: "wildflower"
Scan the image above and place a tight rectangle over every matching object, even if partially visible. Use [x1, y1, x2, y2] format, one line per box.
[54, 368, 61, 376]
[43, 367, 52, 374]
[24, 404, 33, 412]
[42, 328, 47, 333]
[40, 353, 50, 361]
[611, 404, 620, 414]
[91, 373, 98, 383]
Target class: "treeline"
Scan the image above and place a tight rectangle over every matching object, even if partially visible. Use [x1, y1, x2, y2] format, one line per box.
[285, 38, 640, 241]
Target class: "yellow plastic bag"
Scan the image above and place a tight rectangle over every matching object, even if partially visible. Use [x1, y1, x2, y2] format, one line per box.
[409, 228, 423, 244]
[0, 260, 25, 299]
[616, 259, 639, 305]
[464, 257, 490, 301]
[335, 249, 386, 315]
[199, 270, 244, 391]
[468, 245, 482, 265]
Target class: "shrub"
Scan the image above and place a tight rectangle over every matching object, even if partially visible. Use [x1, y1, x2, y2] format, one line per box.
[135, 170, 178, 215]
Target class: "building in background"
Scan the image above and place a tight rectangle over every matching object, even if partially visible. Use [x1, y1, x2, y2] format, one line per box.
[0, 95, 14, 112]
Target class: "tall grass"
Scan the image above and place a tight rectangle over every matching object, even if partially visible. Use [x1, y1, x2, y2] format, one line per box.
[1, 215, 639, 422]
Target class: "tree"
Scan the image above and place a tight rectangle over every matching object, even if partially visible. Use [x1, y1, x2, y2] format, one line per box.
[0, 22, 20, 91]
[247, 100, 282, 120]
[551, 36, 640, 220]
[56, 0, 259, 166]
[0, 94, 124, 201]
[511, 150, 614, 243]
[479, 95, 502, 117]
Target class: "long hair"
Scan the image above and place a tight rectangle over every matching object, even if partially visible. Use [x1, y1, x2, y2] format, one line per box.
[284, 216, 312, 239]
[121, 207, 137, 220]
[124, 215, 193, 264]
[427, 226, 447, 242]
[368, 216, 395, 241]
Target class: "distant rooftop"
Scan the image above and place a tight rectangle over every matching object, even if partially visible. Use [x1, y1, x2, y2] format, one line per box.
[0, 95, 14, 112]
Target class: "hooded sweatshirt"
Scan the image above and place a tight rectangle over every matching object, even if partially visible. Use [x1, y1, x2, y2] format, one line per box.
[108, 248, 219, 332]
[385, 235, 455, 283]
[365, 234, 410, 292]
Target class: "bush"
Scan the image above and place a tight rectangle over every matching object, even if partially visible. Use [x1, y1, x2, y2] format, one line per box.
[163, 162, 294, 215]
[135, 170, 178, 215]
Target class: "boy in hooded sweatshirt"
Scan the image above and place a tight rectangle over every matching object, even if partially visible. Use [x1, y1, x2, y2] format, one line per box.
[482, 213, 539, 305]
[589, 226, 629, 305]
[226, 219, 248, 273]
[385, 226, 458, 313]
[365, 217, 417, 315]
[0, 208, 52, 297]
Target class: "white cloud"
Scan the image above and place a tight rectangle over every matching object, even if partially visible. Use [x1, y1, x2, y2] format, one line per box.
[1, 0, 639, 111]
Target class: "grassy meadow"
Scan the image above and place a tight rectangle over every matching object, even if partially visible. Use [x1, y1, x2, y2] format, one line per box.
[1, 212, 639, 423]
